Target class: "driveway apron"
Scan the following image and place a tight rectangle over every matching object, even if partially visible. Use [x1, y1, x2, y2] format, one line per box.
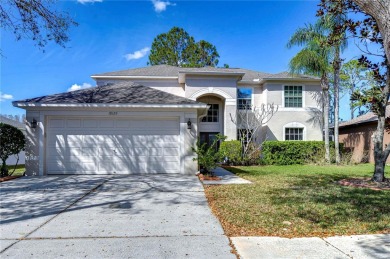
[0, 175, 234, 258]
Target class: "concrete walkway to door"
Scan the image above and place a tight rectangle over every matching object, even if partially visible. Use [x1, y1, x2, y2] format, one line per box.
[0, 174, 235, 258]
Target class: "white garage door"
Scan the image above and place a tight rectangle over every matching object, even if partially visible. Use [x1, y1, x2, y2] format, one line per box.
[46, 117, 181, 174]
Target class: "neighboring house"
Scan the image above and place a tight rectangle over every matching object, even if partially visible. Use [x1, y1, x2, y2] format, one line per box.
[339, 106, 390, 164]
[0, 116, 26, 166]
[13, 65, 323, 176]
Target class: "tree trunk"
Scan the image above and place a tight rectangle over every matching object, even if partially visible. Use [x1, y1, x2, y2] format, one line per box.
[352, 0, 390, 181]
[334, 47, 341, 164]
[352, 1, 390, 62]
[371, 67, 390, 182]
[372, 116, 387, 182]
[322, 74, 331, 163]
[350, 82, 355, 119]
[1, 159, 8, 177]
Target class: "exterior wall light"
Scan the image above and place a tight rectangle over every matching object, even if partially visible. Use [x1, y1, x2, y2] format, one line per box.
[187, 119, 192, 130]
[31, 118, 37, 129]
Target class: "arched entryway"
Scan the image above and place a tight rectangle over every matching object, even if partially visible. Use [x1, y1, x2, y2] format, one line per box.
[197, 95, 225, 147]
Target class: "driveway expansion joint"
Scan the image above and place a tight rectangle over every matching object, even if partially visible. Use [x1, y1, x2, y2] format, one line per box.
[9, 234, 228, 240]
[321, 237, 353, 259]
[0, 178, 109, 254]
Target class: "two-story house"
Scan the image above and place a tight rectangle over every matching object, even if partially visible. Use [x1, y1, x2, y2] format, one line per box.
[14, 65, 322, 176]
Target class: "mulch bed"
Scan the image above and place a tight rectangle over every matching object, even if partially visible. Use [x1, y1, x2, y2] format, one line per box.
[338, 177, 390, 191]
[197, 173, 221, 181]
[0, 175, 22, 183]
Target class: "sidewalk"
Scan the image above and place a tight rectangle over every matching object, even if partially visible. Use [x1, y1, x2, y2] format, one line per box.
[202, 167, 252, 185]
[231, 234, 390, 259]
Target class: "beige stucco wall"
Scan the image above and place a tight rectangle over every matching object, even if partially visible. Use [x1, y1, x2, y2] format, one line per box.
[264, 82, 322, 109]
[184, 76, 238, 140]
[265, 111, 323, 141]
[93, 77, 322, 143]
[261, 81, 322, 141]
[25, 111, 41, 176]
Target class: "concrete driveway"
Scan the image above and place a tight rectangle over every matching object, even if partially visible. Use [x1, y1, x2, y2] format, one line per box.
[0, 175, 235, 258]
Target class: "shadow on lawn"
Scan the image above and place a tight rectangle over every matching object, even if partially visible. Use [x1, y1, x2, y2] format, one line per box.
[268, 173, 390, 228]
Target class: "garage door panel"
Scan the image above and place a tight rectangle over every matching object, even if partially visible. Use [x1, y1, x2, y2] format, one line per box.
[47, 135, 83, 148]
[149, 148, 163, 156]
[99, 120, 115, 128]
[47, 116, 181, 175]
[67, 119, 82, 128]
[99, 148, 133, 157]
[164, 147, 180, 156]
[48, 119, 64, 128]
[149, 157, 179, 162]
[98, 162, 146, 173]
[48, 161, 96, 172]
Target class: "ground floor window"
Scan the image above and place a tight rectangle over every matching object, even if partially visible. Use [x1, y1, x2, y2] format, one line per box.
[285, 128, 303, 140]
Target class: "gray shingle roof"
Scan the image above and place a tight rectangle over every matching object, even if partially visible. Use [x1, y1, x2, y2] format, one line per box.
[339, 106, 390, 128]
[0, 116, 26, 130]
[92, 65, 313, 82]
[264, 71, 320, 80]
[13, 82, 203, 106]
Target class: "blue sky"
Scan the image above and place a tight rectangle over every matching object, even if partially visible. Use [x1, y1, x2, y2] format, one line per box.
[1, 0, 362, 119]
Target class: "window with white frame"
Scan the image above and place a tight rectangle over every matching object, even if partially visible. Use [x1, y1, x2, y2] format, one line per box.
[285, 128, 303, 141]
[237, 88, 252, 110]
[284, 85, 303, 107]
[201, 104, 219, 122]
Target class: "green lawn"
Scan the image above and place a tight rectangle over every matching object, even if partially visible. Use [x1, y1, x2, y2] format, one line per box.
[5, 164, 25, 177]
[205, 164, 390, 237]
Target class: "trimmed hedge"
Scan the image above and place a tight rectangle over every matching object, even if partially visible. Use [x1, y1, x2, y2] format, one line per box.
[262, 141, 342, 165]
[218, 140, 242, 165]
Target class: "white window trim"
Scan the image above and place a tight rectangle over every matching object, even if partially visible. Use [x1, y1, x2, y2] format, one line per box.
[281, 84, 305, 110]
[283, 122, 306, 141]
[237, 87, 254, 110]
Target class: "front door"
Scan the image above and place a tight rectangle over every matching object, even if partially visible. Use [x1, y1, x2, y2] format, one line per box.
[200, 132, 220, 150]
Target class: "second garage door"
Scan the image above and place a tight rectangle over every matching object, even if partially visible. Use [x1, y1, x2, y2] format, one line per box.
[46, 116, 181, 174]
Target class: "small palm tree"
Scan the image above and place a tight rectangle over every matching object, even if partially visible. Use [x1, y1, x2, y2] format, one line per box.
[287, 22, 332, 163]
[287, 13, 348, 164]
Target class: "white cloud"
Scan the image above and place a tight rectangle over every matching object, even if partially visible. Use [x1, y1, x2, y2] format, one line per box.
[77, 0, 103, 4]
[0, 92, 13, 102]
[124, 47, 150, 61]
[151, 0, 175, 13]
[67, 83, 92, 92]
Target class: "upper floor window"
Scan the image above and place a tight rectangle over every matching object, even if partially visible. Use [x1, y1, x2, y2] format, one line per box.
[285, 128, 303, 141]
[284, 85, 302, 107]
[202, 104, 219, 122]
[237, 88, 252, 110]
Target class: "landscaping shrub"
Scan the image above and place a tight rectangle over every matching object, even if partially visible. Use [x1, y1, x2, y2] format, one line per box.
[261, 141, 343, 165]
[0, 123, 26, 176]
[192, 134, 226, 174]
[218, 140, 242, 165]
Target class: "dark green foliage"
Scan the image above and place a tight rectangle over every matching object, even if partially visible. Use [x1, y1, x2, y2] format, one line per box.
[218, 140, 242, 165]
[262, 141, 343, 165]
[148, 27, 219, 67]
[192, 134, 225, 174]
[0, 123, 25, 176]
